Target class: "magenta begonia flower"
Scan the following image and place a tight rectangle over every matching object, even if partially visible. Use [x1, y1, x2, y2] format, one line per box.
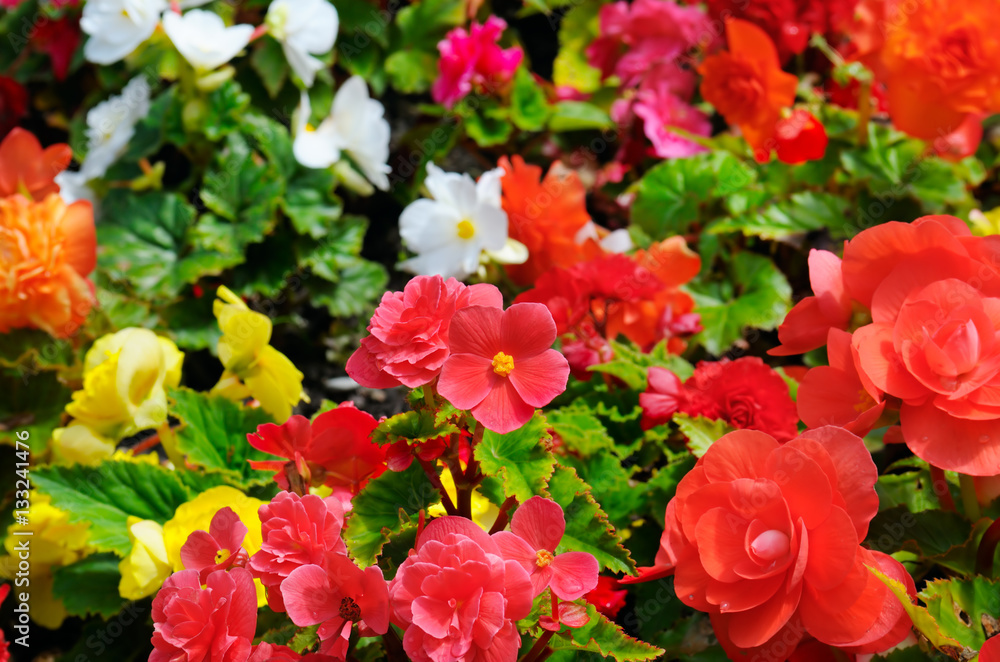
[151, 568, 257, 662]
[432, 16, 523, 109]
[493, 496, 599, 601]
[389, 516, 533, 662]
[249, 491, 347, 612]
[282, 555, 390, 658]
[181, 507, 249, 584]
[438, 302, 570, 434]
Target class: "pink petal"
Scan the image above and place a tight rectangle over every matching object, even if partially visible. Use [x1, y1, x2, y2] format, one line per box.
[209, 506, 248, 552]
[463, 283, 504, 309]
[448, 305, 504, 356]
[500, 303, 558, 357]
[180, 530, 220, 571]
[411, 596, 453, 638]
[509, 496, 565, 551]
[550, 552, 600, 601]
[808, 249, 851, 323]
[283, 564, 338, 626]
[357, 566, 390, 634]
[508, 349, 570, 408]
[438, 354, 495, 409]
[416, 516, 500, 555]
[502, 559, 534, 621]
[492, 530, 538, 573]
[471, 378, 537, 434]
[346, 343, 403, 389]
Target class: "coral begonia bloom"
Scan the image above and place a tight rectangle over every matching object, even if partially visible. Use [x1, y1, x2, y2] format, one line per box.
[629, 427, 912, 656]
[0, 194, 95, 338]
[0, 128, 72, 200]
[150, 568, 257, 662]
[499, 156, 601, 286]
[283, 557, 390, 657]
[770, 248, 852, 356]
[180, 507, 249, 584]
[493, 496, 599, 600]
[432, 17, 522, 108]
[389, 516, 533, 662]
[774, 109, 828, 164]
[347, 275, 503, 389]
[699, 19, 798, 160]
[438, 303, 570, 434]
[248, 403, 385, 495]
[249, 491, 346, 612]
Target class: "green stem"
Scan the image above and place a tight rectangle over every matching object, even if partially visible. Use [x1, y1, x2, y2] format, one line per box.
[960, 473, 982, 522]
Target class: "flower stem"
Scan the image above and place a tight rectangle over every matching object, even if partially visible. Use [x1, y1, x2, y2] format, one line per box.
[929, 465, 957, 512]
[519, 630, 556, 662]
[381, 627, 407, 662]
[418, 457, 458, 516]
[961, 473, 982, 521]
[976, 518, 1000, 577]
[488, 496, 519, 534]
[856, 79, 872, 146]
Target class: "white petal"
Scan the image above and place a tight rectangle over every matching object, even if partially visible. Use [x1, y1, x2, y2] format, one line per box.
[485, 238, 529, 265]
[163, 10, 254, 72]
[398, 244, 471, 280]
[475, 167, 503, 208]
[283, 42, 324, 87]
[398, 199, 462, 252]
[599, 228, 634, 253]
[423, 163, 477, 216]
[471, 203, 509, 251]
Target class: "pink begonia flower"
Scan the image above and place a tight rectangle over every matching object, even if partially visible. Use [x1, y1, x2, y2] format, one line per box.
[249, 643, 342, 662]
[347, 275, 503, 389]
[438, 303, 570, 434]
[632, 85, 711, 159]
[181, 507, 249, 584]
[249, 491, 347, 612]
[150, 568, 257, 662]
[389, 517, 533, 662]
[770, 248, 853, 356]
[432, 16, 523, 109]
[493, 496, 599, 600]
[282, 556, 391, 657]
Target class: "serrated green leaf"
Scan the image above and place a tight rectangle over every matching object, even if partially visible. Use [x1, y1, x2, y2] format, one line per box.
[345, 463, 442, 566]
[475, 413, 556, 502]
[250, 36, 289, 98]
[0, 370, 71, 450]
[674, 414, 734, 458]
[291, 625, 321, 654]
[644, 453, 697, 526]
[547, 603, 663, 660]
[546, 465, 635, 575]
[560, 453, 643, 531]
[547, 406, 618, 457]
[464, 105, 514, 146]
[869, 565, 964, 653]
[370, 410, 460, 447]
[920, 576, 1000, 651]
[708, 192, 851, 239]
[631, 153, 737, 237]
[867, 506, 975, 571]
[283, 168, 344, 238]
[589, 339, 694, 391]
[52, 553, 125, 618]
[298, 215, 368, 282]
[308, 257, 388, 317]
[876, 458, 958, 513]
[0, 328, 76, 372]
[203, 79, 251, 141]
[33, 460, 193, 554]
[168, 387, 276, 487]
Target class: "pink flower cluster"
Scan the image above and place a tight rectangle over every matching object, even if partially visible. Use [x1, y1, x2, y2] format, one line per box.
[432, 16, 523, 109]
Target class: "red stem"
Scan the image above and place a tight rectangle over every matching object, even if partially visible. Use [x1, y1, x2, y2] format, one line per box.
[929, 465, 957, 512]
[418, 457, 458, 516]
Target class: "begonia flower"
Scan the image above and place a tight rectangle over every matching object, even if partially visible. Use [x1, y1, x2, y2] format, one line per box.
[293, 76, 391, 190]
[493, 496, 599, 600]
[250, 491, 347, 612]
[346, 275, 503, 388]
[247, 404, 385, 496]
[282, 556, 390, 657]
[631, 81, 711, 159]
[181, 507, 250, 584]
[0, 128, 72, 200]
[266, 0, 338, 88]
[31, 16, 81, 81]
[625, 427, 913, 657]
[438, 303, 570, 434]
[770, 248, 852, 356]
[74, 75, 152, 184]
[584, 576, 628, 619]
[162, 10, 254, 72]
[389, 516, 533, 662]
[81, 0, 167, 64]
[150, 568, 257, 662]
[119, 517, 172, 601]
[399, 163, 526, 280]
[432, 16, 522, 109]
[51, 422, 117, 465]
[773, 109, 828, 164]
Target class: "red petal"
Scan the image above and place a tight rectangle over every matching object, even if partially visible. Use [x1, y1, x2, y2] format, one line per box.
[508, 349, 569, 408]
[438, 354, 495, 409]
[550, 551, 599, 601]
[509, 496, 565, 551]
[501, 302, 557, 357]
[471, 378, 536, 434]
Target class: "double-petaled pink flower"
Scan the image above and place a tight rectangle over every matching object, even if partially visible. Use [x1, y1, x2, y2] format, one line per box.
[181, 507, 249, 584]
[432, 17, 523, 109]
[438, 302, 570, 434]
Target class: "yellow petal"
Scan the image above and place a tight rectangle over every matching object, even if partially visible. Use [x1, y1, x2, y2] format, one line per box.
[52, 423, 117, 466]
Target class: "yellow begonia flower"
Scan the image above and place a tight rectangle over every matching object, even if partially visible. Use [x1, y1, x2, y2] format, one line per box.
[428, 465, 500, 532]
[0, 492, 91, 629]
[970, 208, 1000, 237]
[211, 286, 306, 422]
[51, 423, 117, 466]
[118, 518, 172, 600]
[161, 485, 267, 606]
[65, 328, 184, 440]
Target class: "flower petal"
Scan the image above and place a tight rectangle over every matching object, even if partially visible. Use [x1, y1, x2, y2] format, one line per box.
[549, 551, 599, 601]
[508, 350, 569, 408]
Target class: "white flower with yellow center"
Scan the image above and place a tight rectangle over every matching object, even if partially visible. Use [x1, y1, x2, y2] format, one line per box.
[81, 0, 167, 65]
[266, 0, 338, 88]
[398, 162, 526, 280]
[162, 9, 255, 72]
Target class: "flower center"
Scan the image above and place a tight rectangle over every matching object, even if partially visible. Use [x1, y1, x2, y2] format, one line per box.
[339, 596, 362, 622]
[457, 219, 475, 239]
[750, 529, 790, 562]
[492, 351, 514, 377]
[214, 549, 230, 564]
[536, 549, 554, 567]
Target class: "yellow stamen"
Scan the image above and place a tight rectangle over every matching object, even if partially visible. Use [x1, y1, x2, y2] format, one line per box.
[457, 219, 475, 239]
[536, 549, 553, 567]
[215, 548, 230, 564]
[492, 351, 514, 377]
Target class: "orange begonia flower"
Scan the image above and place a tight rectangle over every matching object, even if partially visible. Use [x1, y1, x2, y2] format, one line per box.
[499, 155, 602, 286]
[0, 194, 96, 338]
[0, 128, 73, 200]
[698, 19, 798, 160]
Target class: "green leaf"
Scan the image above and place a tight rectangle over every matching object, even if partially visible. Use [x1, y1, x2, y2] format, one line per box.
[867, 507, 974, 565]
[876, 458, 957, 513]
[168, 387, 276, 487]
[588, 339, 694, 391]
[52, 553, 125, 618]
[0, 370, 71, 451]
[283, 168, 344, 238]
[474, 413, 556, 502]
[552, 0, 603, 93]
[370, 410, 460, 447]
[385, 0, 464, 93]
[631, 153, 737, 237]
[384, 51, 438, 94]
[674, 414, 735, 458]
[298, 215, 368, 281]
[250, 36, 289, 98]
[546, 465, 635, 575]
[548, 101, 614, 132]
[547, 603, 664, 661]
[688, 252, 792, 354]
[869, 565, 964, 654]
[0, 328, 76, 372]
[309, 257, 388, 317]
[510, 67, 550, 131]
[123, 86, 177, 161]
[708, 192, 851, 239]
[919, 576, 1000, 652]
[345, 463, 442, 567]
[98, 190, 239, 299]
[560, 453, 643, 531]
[33, 460, 193, 555]
[464, 105, 514, 147]
[547, 406, 618, 457]
[290, 625, 321, 654]
[644, 453, 697, 526]
[203, 79, 251, 141]
[241, 112, 296, 179]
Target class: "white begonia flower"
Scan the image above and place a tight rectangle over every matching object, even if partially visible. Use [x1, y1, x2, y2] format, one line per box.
[81, 0, 168, 65]
[293, 76, 392, 190]
[266, 0, 338, 88]
[162, 10, 255, 72]
[398, 163, 526, 280]
[575, 222, 634, 253]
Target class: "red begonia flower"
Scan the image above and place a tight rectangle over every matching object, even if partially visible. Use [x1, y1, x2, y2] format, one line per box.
[584, 575, 628, 619]
[181, 507, 249, 584]
[770, 248, 852, 356]
[774, 110, 828, 164]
